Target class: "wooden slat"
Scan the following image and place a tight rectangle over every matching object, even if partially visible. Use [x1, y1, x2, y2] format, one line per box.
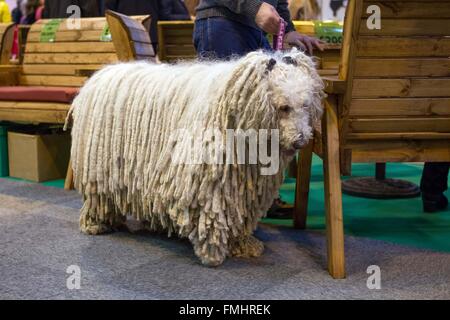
[27, 30, 105, 42]
[350, 98, 450, 116]
[357, 36, 450, 57]
[25, 42, 115, 53]
[20, 75, 88, 87]
[22, 64, 102, 76]
[354, 58, 450, 77]
[348, 132, 450, 140]
[349, 118, 450, 133]
[323, 76, 346, 94]
[165, 35, 193, 45]
[133, 41, 154, 56]
[127, 27, 152, 43]
[0, 101, 70, 111]
[165, 45, 196, 56]
[363, 1, 450, 18]
[0, 102, 68, 123]
[31, 18, 107, 32]
[162, 29, 194, 39]
[24, 53, 118, 64]
[348, 140, 450, 163]
[352, 78, 450, 98]
[360, 19, 450, 36]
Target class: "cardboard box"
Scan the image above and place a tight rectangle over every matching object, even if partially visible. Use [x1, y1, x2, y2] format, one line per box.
[8, 130, 70, 182]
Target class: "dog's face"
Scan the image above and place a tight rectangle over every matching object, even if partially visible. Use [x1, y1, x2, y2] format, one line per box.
[267, 52, 324, 155]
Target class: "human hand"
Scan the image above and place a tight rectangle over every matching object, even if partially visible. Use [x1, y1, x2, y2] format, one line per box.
[255, 2, 282, 35]
[284, 31, 325, 55]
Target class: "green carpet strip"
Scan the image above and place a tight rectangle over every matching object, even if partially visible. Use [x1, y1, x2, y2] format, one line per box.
[269, 156, 450, 253]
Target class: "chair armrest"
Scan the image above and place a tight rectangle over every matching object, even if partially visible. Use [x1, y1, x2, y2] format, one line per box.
[318, 69, 339, 77]
[322, 76, 346, 94]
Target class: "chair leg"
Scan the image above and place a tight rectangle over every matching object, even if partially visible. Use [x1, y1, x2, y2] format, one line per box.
[288, 158, 298, 178]
[322, 99, 346, 279]
[293, 140, 313, 229]
[64, 159, 74, 190]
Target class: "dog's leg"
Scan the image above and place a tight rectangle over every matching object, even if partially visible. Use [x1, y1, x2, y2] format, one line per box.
[190, 226, 229, 267]
[228, 234, 264, 258]
[79, 194, 126, 235]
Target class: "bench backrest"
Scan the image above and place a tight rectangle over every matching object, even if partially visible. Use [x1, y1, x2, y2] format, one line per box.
[106, 10, 155, 61]
[0, 23, 14, 64]
[339, 0, 450, 161]
[21, 14, 153, 88]
[158, 21, 196, 62]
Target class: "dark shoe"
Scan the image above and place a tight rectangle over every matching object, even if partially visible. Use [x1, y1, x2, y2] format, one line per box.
[422, 193, 448, 213]
[266, 198, 293, 219]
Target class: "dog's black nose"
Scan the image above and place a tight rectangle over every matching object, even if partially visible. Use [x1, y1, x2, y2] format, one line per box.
[293, 140, 304, 150]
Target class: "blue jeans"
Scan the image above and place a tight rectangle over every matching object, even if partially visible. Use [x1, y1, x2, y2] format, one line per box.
[193, 17, 272, 60]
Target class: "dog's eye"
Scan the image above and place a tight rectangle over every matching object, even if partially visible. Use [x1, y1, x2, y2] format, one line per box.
[280, 105, 292, 112]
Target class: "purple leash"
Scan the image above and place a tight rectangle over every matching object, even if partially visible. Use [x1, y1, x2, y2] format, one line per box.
[273, 18, 287, 51]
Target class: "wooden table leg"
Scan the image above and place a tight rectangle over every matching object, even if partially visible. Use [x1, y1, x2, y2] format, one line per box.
[322, 98, 346, 279]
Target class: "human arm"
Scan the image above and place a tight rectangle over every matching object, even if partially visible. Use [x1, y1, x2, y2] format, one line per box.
[276, 0, 324, 54]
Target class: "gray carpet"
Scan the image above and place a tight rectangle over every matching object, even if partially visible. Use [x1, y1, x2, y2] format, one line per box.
[0, 178, 449, 300]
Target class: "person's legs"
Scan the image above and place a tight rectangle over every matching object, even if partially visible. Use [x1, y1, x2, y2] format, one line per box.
[194, 17, 271, 59]
[420, 162, 450, 213]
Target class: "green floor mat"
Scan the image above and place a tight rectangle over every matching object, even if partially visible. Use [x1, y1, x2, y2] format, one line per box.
[266, 156, 450, 253]
[5, 177, 65, 189]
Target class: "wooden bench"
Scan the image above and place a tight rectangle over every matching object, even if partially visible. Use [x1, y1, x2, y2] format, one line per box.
[157, 20, 342, 65]
[0, 13, 153, 123]
[158, 20, 196, 62]
[293, 0, 450, 279]
[0, 12, 155, 187]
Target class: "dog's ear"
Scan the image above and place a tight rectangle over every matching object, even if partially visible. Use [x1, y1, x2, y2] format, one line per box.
[282, 56, 298, 66]
[266, 58, 277, 73]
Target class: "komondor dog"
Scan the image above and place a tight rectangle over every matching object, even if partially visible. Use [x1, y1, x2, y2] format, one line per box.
[67, 48, 324, 266]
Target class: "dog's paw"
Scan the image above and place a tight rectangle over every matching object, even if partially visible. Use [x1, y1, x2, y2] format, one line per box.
[80, 223, 114, 235]
[229, 235, 264, 258]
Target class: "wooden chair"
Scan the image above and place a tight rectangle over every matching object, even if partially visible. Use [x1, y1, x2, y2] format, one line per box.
[0, 23, 17, 85]
[293, 0, 450, 279]
[158, 21, 196, 62]
[0, 13, 155, 189]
